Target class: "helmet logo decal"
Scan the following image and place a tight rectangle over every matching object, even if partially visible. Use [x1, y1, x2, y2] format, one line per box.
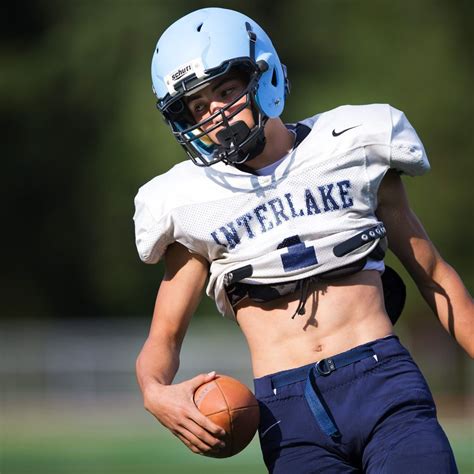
[171, 65, 192, 82]
[164, 57, 207, 95]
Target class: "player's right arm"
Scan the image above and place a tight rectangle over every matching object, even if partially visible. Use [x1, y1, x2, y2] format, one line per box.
[136, 242, 227, 455]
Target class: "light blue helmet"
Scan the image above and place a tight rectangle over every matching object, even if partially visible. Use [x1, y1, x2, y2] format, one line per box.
[151, 8, 290, 166]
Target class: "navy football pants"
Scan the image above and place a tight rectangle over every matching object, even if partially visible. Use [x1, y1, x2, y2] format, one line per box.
[254, 336, 458, 473]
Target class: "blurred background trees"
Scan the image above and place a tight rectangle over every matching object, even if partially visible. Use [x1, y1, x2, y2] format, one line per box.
[2, 0, 472, 319]
[1, 2, 473, 472]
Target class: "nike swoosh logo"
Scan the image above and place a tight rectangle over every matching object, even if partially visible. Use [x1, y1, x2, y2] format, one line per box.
[260, 420, 281, 438]
[332, 124, 361, 137]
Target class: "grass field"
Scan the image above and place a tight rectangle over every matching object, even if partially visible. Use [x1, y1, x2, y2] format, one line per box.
[2, 320, 472, 473]
[1, 396, 266, 474]
[2, 396, 472, 474]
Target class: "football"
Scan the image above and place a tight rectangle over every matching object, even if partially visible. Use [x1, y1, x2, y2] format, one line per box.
[194, 375, 260, 458]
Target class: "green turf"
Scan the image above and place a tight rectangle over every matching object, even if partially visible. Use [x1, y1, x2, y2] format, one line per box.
[1, 432, 265, 474]
[1, 403, 266, 474]
[2, 407, 472, 474]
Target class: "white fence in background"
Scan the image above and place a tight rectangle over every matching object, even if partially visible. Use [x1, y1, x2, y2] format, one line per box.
[0, 316, 254, 398]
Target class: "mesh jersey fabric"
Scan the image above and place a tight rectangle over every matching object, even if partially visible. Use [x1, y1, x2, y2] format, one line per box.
[134, 104, 429, 319]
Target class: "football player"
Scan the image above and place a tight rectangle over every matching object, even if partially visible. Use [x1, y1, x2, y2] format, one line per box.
[134, 7, 473, 473]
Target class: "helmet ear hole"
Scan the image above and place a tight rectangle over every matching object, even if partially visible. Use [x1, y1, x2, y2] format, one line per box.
[271, 67, 278, 87]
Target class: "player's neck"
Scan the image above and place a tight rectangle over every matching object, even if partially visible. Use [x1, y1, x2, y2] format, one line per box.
[244, 118, 295, 171]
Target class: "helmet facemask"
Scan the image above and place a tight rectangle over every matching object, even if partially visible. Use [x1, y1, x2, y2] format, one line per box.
[158, 60, 269, 167]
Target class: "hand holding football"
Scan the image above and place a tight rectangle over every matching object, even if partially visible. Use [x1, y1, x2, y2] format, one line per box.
[194, 375, 260, 458]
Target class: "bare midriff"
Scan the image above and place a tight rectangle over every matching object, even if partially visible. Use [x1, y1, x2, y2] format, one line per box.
[235, 270, 394, 378]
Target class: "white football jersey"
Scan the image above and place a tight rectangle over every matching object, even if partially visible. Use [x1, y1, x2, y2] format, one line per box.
[134, 104, 430, 319]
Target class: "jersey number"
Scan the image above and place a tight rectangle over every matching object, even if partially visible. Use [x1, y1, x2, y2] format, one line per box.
[278, 235, 318, 272]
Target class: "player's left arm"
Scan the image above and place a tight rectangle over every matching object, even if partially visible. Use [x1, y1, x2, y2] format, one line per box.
[376, 170, 474, 358]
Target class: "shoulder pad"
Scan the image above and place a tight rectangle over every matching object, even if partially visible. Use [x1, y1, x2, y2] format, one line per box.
[312, 104, 430, 176]
[133, 161, 198, 263]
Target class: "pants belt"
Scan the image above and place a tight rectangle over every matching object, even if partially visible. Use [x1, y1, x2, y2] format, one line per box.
[271, 346, 375, 438]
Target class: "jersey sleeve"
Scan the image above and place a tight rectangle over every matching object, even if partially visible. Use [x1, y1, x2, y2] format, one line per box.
[389, 106, 430, 176]
[133, 188, 174, 264]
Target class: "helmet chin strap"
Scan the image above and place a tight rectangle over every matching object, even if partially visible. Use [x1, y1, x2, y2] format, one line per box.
[215, 120, 266, 165]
